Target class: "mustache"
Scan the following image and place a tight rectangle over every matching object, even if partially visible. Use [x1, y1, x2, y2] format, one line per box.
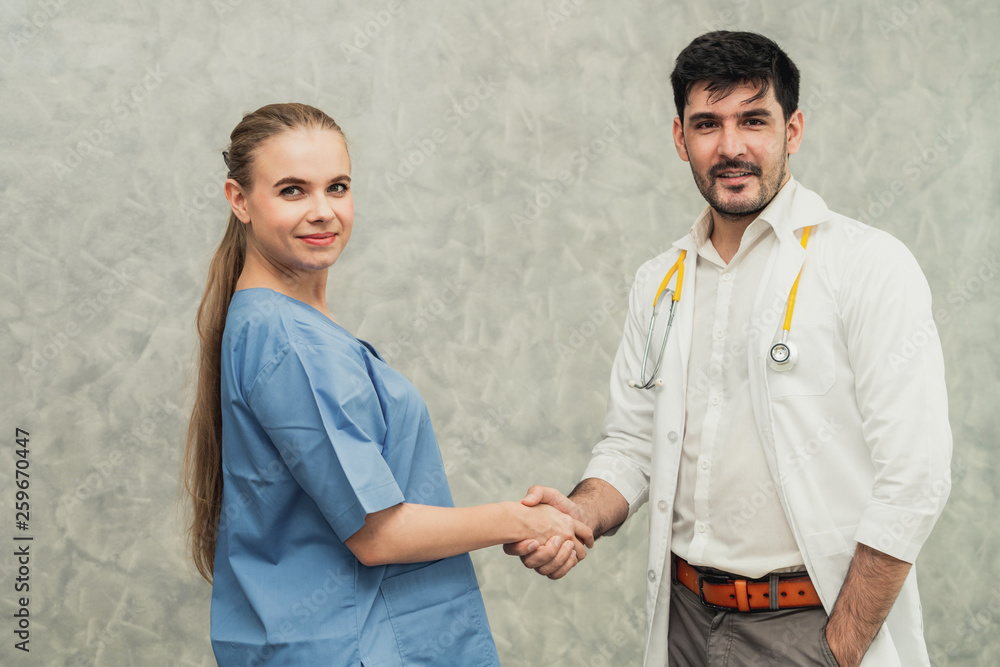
[709, 160, 761, 178]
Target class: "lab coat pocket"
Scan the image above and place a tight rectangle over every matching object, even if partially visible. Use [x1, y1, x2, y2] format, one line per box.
[767, 312, 836, 397]
[380, 555, 497, 666]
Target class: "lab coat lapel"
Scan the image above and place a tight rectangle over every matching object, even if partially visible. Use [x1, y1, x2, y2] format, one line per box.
[745, 232, 806, 508]
[751, 180, 831, 361]
[670, 234, 699, 379]
[746, 180, 831, 501]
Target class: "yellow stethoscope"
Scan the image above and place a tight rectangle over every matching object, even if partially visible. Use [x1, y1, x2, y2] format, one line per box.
[628, 226, 813, 390]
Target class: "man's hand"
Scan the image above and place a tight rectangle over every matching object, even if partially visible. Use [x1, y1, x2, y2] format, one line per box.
[823, 543, 912, 667]
[503, 486, 587, 578]
[502, 479, 629, 579]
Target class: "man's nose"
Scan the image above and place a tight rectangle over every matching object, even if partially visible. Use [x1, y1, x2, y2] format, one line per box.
[717, 125, 746, 158]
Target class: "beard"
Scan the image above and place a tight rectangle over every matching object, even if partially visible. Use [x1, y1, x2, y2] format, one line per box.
[691, 147, 788, 220]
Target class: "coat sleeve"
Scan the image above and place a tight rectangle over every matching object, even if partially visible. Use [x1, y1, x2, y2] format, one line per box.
[840, 229, 952, 563]
[582, 263, 660, 525]
[247, 341, 406, 542]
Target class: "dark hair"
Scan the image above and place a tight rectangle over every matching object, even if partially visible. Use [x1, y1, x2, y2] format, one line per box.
[183, 103, 345, 582]
[670, 31, 800, 122]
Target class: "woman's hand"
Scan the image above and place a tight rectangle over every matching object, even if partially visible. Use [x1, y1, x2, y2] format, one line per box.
[509, 501, 594, 579]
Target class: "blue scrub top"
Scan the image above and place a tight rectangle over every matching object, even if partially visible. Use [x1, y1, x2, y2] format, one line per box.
[211, 288, 499, 666]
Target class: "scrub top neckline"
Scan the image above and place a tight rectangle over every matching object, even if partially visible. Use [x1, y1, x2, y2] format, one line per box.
[232, 287, 384, 361]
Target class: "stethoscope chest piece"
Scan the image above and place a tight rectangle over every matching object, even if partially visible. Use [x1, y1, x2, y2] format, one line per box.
[768, 339, 798, 372]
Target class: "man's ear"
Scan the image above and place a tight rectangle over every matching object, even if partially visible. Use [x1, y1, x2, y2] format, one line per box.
[672, 117, 690, 162]
[225, 179, 251, 224]
[785, 109, 804, 156]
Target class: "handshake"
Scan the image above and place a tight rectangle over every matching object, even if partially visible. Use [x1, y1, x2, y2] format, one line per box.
[502, 485, 595, 580]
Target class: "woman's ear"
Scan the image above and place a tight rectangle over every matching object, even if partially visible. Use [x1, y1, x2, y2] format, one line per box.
[224, 179, 251, 224]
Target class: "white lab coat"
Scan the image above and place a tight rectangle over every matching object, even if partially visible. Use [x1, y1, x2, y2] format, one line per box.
[583, 179, 952, 667]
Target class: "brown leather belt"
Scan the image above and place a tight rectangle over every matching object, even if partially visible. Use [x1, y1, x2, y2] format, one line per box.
[673, 555, 822, 612]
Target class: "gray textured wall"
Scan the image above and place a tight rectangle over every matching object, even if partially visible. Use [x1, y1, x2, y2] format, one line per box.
[1, 1, 996, 665]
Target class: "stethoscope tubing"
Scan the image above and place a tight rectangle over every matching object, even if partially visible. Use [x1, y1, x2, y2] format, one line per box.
[631, 227, 813, 389]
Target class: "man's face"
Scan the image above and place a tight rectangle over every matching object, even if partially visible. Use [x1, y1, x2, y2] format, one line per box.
[672, 82, 803, 223]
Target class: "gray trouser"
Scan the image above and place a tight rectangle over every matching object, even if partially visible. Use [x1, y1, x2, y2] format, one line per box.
[667, 579, 840, 666]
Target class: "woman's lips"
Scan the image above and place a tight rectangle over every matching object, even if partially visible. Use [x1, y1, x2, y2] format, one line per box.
[300, 233, 337, 247]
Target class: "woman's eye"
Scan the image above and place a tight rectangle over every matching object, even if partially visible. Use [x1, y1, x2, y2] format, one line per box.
[280, 186, 302, 196]
[329, 183, 349, 194]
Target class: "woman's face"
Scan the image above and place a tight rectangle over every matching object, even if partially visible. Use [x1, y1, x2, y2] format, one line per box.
[229, 127, 353, 275]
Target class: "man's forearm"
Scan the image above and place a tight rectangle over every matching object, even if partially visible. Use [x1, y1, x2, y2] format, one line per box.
[824, 542, 912, 667]
[568, 478, 630, 539]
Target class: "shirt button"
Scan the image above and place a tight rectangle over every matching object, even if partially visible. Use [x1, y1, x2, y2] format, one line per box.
[697, 522, 707, 533]
[700, 459, 710, 470]
[648, 569, 657, 582]
[714, 328, 724, 340]
[710, 395, 720, 406]
[657, 500, 668, 512]
[722, 273, 733, 282]
[667, 431, 679, 442]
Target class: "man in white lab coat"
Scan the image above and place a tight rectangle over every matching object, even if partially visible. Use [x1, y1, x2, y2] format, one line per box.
[505, 31, 951, 667]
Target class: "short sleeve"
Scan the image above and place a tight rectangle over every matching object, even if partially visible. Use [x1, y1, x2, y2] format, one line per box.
[247, 341, 406, 541]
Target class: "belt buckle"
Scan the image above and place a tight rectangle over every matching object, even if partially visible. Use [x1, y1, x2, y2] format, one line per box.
[697, 573, 738, 612]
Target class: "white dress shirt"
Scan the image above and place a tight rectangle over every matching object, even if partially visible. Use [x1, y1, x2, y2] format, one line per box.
[671, 206, 805, 578]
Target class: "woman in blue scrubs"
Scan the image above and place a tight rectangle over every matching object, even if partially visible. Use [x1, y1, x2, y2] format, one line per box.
[182, 103, 592, 666]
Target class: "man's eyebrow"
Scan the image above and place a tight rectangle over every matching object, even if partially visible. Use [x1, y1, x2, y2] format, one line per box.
[272, 175, 351, 188]
[687, 107, 776, 126]
[687, 111, 721, 124]
[737, 107, 774, 119]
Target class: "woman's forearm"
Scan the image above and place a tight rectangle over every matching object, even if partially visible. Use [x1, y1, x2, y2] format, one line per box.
[344, 501, 591, 567]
